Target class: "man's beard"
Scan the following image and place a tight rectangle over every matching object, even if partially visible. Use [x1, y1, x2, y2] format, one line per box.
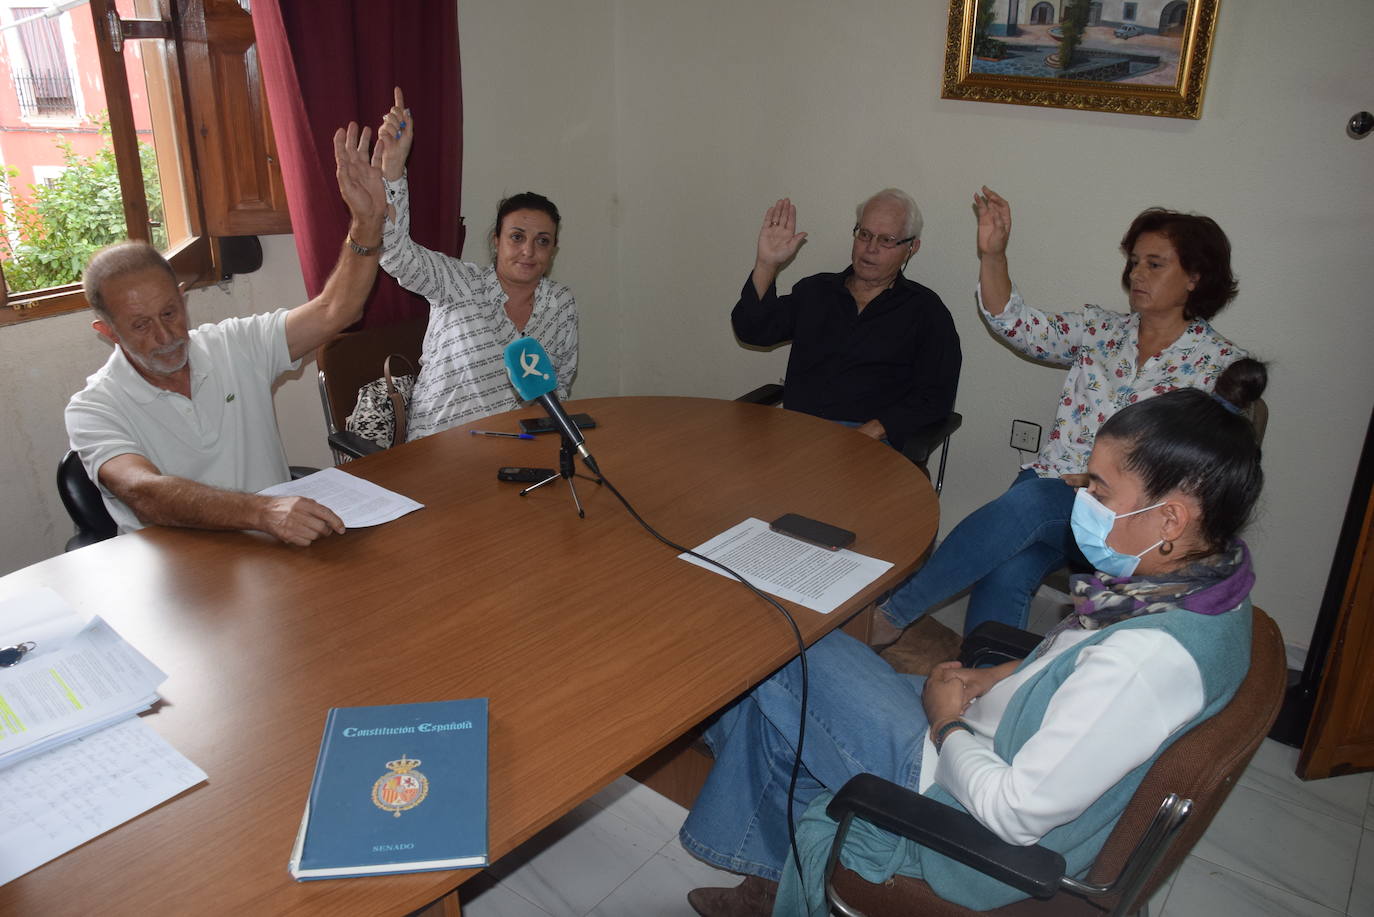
[128, 339, 190, 375]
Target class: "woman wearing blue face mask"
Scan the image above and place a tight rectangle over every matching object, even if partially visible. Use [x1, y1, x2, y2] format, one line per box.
[1072, 490, 1167, 575]
[683, 386, 1264, 916]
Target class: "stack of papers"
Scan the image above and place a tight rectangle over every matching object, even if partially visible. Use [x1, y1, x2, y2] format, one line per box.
[0, 615, 164, 768]
[0, 589, 205, 884]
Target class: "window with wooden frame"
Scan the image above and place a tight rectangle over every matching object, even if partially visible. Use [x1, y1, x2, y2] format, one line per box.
[0, 0, 290, 327]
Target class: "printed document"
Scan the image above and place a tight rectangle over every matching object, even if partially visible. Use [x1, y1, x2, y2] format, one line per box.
[0, 716, 206, 885]
[259, 467, 424, 528]
[0, 588, 204, 882]
[680, 517, 894, 614]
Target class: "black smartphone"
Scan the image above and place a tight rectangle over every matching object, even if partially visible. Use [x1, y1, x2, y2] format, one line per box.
[769, 513, 856, 552]
[497, 467, 556, 483]
[518, 413, 597, 435]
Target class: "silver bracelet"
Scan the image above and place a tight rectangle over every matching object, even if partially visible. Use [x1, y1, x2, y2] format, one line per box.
[347, 235, 381, 256]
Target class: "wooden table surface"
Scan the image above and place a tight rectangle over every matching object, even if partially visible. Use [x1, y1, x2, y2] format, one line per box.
[0, 396, 938, 916]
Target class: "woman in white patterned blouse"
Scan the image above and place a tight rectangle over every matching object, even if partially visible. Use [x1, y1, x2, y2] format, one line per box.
[376, 88, 578, 440]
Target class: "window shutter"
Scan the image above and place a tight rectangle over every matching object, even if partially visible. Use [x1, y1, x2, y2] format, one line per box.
[178, 0, 291, 236]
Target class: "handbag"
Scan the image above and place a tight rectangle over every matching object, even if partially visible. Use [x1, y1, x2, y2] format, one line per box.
[344, 354, 416, 449]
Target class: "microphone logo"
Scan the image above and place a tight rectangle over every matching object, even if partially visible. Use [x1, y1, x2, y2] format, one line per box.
[504, 338, 558, 401]
[519, 349, 549, 379]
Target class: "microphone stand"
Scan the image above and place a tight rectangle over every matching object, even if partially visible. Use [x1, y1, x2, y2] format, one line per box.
[519, 431, 597, 518]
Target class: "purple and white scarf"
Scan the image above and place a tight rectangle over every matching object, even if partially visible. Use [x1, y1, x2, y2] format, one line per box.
[1038, 540, 1254, 652]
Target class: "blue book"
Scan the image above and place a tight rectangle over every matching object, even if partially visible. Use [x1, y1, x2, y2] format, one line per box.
[288, 698, 488, 880]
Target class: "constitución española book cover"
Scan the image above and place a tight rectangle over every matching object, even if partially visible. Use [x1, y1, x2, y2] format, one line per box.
[289, 698, 489, 879]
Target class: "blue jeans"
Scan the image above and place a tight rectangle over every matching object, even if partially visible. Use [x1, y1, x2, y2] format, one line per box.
[679, 631, 927, 881]
[882, 468, 1083, 634]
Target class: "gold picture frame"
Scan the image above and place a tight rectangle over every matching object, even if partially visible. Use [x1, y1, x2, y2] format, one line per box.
[941, 0, 1220, 119]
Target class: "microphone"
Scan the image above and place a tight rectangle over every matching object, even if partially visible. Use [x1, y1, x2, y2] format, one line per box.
[502, 337, 599, 474]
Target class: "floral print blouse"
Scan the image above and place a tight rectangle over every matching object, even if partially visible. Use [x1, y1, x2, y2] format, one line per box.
[979, 286, 1246, 477]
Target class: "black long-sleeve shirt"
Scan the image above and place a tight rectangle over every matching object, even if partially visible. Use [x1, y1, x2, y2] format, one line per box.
[731, 268, 961, 451]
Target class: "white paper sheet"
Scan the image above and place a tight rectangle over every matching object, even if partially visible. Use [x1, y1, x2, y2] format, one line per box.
[258, 467, 424, 528]
[0, 716, 206, 885]
[679, 517, 894, 614]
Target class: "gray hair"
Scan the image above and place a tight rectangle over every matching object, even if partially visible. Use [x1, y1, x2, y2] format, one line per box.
[82, 240, 177, 320]
[856, 188, 923, 242]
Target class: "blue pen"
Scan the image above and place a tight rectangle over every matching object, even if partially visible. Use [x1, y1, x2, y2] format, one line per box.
[470, 430, 535, 440]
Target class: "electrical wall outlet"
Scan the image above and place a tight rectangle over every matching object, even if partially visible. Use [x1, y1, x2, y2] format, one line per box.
[1010, 419, 1041, 453]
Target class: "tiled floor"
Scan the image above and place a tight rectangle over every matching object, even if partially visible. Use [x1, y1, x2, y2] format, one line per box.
[459, 592, 1374, 916]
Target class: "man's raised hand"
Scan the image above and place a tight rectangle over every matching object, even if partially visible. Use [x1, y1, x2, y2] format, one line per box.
[755, 198, 808, 268]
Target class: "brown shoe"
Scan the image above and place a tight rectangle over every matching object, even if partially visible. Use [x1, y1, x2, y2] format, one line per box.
[867, 608, 907, 649]
[880, 615, 964, 676]
[687, 874, 779, 916]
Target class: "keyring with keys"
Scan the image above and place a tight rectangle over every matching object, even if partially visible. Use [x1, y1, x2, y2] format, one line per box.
[0, 641, 36, 667]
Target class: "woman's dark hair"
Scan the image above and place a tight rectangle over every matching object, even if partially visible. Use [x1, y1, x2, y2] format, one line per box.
[1213, 357, 1267, 412]
[1097, 384, 1264, 556]
[490, 191, 561, 244]
[1120, 208, 1238, 321]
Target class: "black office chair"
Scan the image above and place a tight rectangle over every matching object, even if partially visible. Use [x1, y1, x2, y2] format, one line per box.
[736, 383, 962, 494]
[57, 451, 117, 551]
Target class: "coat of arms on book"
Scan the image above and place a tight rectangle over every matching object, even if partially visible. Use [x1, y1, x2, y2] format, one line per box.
[372, 755, 428, 817]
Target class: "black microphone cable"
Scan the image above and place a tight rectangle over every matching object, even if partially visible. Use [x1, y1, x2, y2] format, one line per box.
[593, 468, 814, 892]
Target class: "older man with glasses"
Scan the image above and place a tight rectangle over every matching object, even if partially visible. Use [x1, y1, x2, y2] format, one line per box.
[731, 189, 961, 451]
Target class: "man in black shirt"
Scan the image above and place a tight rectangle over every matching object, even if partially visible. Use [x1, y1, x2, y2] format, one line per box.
[731, 190, 961, 452]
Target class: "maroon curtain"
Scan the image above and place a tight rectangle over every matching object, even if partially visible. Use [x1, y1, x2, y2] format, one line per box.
[254, 0, 463, 328]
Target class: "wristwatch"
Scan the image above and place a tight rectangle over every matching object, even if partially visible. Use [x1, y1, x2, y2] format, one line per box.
[347, 236, 381, 256]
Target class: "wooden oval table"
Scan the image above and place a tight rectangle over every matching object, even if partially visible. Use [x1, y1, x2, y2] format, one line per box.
[0, 396, 939, 917]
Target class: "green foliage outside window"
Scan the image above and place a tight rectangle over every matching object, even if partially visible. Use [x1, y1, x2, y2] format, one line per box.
[0, 115, 165, 295]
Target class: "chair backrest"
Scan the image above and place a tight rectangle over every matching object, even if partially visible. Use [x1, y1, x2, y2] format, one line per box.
[57, 450, 117, 548]
[316, 317, 427, 433]
[1083, 605, 1285, 907]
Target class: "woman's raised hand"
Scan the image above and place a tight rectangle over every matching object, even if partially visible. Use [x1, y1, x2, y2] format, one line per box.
[974, 186, 1011, 259]
[378, 86, 414, 183]
[756, 198, 808, 268]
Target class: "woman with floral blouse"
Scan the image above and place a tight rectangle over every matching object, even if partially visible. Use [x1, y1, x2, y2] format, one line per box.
[877, 187, 1248, 637]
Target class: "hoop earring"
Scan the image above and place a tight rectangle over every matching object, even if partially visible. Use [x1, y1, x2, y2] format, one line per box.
[1159, 541, 1174, 556]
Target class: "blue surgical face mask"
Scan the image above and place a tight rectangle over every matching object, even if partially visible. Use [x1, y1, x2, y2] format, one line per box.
[1071, 489, 1165, 577]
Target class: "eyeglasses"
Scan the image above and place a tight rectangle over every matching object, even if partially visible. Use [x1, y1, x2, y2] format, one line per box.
[853, 226, 916, 250]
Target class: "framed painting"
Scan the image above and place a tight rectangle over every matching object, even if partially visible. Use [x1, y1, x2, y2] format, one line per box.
[941, 0, 1220, 119]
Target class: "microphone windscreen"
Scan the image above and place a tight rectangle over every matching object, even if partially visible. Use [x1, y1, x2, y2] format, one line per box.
[503, 338, 559, 401]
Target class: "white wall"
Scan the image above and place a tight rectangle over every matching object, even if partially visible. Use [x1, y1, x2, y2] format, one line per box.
[457, 0, 619, 400]
[608, 0, 1374, 647]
